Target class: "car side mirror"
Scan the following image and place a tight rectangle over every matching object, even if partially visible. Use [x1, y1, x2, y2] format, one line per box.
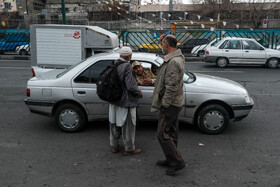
[259, 47, 265, 50]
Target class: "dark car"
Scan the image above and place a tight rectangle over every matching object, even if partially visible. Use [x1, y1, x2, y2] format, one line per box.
[178, 39, 210, 55]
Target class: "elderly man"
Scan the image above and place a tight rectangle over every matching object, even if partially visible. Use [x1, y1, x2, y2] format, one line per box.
[109, 46, 143, 156]
[151, 35, 186, 175]
[132, 61, 156, 86]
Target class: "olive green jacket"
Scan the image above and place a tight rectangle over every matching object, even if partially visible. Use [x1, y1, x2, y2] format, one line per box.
[151, 49, 185, 112]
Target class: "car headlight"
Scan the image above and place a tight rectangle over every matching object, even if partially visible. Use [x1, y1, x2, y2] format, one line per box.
[245, 96, 251, 104]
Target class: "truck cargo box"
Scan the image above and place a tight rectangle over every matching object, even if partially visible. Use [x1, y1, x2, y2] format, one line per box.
[30, 24, 119, 73]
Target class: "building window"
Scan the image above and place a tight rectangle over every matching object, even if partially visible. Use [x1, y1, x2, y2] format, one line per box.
[33, 2, 43, 11]
[4, 2, 12, 9]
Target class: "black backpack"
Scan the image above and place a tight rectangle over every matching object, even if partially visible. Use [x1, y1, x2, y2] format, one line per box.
[96, 60, 125, 102]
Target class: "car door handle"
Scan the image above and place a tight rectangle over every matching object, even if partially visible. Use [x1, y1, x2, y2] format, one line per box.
[245, 51, 249, 52]
[77, 91, 86, 95]
[225, 50, 229, 52]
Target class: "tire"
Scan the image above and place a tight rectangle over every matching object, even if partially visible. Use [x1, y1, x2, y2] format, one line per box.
[216, 57, 228, 68]
[197, 104, 229, 134]
[19, 49, 28, 55]
[266, 58, 279, 69]
[197, 50, 204, 57]
[54, 103, 87, 132]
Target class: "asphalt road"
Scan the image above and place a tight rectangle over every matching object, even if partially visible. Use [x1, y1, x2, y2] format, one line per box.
[0, 60, 280, 187]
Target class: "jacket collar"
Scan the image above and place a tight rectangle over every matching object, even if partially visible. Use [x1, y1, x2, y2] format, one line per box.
[164, 49, 183, 63]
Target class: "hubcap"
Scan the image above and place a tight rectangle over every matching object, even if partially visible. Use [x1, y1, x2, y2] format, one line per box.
[203, 110, 224, 130]
[268, 59, 278, 68]
[59, 109, 79, 129]
[218, 59, 227, 67]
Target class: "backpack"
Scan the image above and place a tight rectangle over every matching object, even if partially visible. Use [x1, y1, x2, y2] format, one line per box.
[96, 60, 125, 102]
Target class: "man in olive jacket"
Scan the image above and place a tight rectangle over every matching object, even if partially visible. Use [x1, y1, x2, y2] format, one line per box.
[151, 35, 186, 175]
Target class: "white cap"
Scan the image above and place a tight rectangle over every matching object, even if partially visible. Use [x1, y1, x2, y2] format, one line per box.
[120, 46, 132, 56]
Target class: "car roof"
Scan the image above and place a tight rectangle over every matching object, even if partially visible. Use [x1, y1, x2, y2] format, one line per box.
[86, 50, 160, 62]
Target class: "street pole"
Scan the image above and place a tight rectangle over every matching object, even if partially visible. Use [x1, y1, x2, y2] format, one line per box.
[61, 0, 66, 24]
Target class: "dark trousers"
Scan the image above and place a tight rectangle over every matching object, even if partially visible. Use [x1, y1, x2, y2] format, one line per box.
[157, 105, 185, 167]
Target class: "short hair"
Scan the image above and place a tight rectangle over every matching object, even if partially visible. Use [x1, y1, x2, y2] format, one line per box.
[164, 36, 177, 48]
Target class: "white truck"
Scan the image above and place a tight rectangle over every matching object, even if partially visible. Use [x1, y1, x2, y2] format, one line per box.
[30, 24, 119, 76]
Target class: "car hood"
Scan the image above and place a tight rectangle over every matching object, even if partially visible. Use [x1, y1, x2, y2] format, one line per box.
[188, 73, 247, 95]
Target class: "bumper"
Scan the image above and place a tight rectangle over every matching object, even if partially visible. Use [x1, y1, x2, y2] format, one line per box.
[204, 56, 218, 63]
[25, 99, 55, 117]
[231, 99, 254, 121]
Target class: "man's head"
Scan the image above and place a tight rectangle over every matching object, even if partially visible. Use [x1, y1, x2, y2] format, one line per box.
[132, 61, 143, 75]
[162, 35, 177, 54]
[120, 46, 132, 61]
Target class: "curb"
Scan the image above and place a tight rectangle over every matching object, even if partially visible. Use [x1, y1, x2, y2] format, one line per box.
[0, 55, 31, 60]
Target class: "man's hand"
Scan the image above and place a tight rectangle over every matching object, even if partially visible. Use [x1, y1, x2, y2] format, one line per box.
[142, 78, 152, 85]
[139, 92, 143, 98]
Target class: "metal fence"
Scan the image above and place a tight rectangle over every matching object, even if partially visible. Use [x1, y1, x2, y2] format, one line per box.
[118, 29, 280, 55]
[1, 29, 280, 55]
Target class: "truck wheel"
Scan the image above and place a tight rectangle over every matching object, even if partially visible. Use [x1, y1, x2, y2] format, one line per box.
[266, 58, 279, 69]
[197, 104, 229, 134]
[216, 57, 228, 68]
[55, 103, 87, 132]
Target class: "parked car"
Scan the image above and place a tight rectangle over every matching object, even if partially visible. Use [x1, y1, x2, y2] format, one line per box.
[24, 52, 254, 134]
[0, 33, 30, 54]
[179, 38, 210, 55]
[191, 38, 220, 57]
[205, 37, 280, 68]
[139, 38, 181, 53]
[15, 44, 30, 55]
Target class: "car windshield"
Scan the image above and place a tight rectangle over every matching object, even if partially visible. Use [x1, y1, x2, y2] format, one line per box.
[56, 59, 87, 78]
[155, 56, 196, 84]
[214, 39, 224, 47]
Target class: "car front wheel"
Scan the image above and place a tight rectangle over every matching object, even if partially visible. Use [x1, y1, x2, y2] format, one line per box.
[19, 49, 28, 55]
[266, 58, 279, 69]
[197, 104, 229, 134]
[55, 103, 87, 132]
[216, 57, 228, 68]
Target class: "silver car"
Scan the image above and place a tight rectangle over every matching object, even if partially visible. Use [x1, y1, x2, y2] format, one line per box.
[25, 52, 254, 134]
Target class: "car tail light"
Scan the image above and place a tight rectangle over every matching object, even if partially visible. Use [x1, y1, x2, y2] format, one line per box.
[27, 89, 30, 97]
[31, 68, 35, 77]
[205, 51, 209, 55]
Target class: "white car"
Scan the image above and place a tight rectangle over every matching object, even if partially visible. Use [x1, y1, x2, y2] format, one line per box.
[204, 37, 280, 68]
[24, 52, 254, 134]
[15, 44, 30, 55]
[191, 39, 219, 57]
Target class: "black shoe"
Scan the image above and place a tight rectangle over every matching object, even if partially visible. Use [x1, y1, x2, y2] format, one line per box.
[165, 163, 186, 176]
[156, 159, 169, 167]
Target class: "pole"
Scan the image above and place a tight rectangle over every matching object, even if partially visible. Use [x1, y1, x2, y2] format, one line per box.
[61, 0, 66, 24]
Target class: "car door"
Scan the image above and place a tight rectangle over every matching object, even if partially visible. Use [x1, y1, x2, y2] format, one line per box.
[134, 62, 158, 119]
[220, 39, 243, 63]
[72, 60, 113, 116]
[241, 40, 266, 64]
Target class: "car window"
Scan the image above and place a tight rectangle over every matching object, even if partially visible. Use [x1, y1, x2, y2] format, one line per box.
[74, 60, 114, 83]
[242, 40, 260, 50]
[224, 40, 241, 49]
[219, 40, 228, 49]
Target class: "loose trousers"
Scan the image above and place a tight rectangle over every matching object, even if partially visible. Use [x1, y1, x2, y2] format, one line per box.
[157, 105, 185, 167]
[109, 108, 136, 152]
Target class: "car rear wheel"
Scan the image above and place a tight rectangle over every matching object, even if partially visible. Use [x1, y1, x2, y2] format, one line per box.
[197, 50, 204, 57]
[216, 58, 228, 68]
[197, 104, 229, 134]
[266, 58, 279, 69]
[19, 49, 28, 55]
[55, 103, 87, 132]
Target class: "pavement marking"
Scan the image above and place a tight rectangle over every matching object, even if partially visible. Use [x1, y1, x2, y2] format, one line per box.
[0, 67, 30, 70]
